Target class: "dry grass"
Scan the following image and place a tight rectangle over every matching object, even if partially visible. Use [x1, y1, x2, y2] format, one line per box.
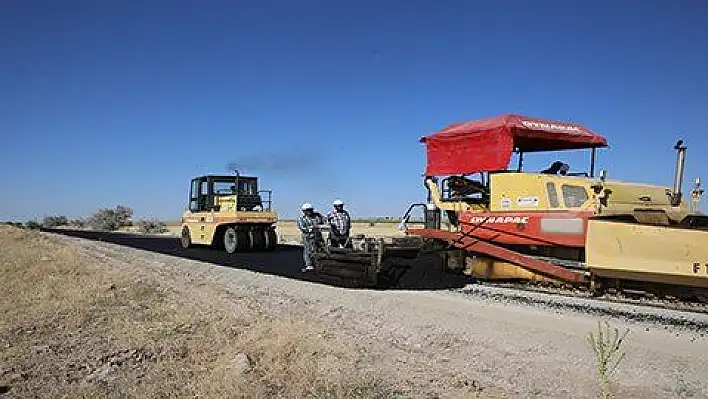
[587, 320, 630, 399]
[0, 225, 406, 398]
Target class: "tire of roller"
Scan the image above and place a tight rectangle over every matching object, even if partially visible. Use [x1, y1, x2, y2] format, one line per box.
[249, 227, 266, 251]
[180, 226, 192, 249]
[263, 228, 277, 251]
[223, 227, 239, 254]
[236, 228, 249, 251]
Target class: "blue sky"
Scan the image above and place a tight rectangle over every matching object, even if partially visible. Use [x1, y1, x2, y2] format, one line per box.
[2, 1, 708, 221]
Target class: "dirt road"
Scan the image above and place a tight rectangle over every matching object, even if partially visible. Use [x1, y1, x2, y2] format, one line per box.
[4, 227, 708, 398]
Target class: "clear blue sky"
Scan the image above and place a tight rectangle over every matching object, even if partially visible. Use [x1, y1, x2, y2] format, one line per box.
[2, 1, 708, 221]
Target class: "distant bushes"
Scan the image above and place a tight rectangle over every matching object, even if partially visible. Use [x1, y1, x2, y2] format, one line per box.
[42, 215, 69, 228]
[136, 218, 168, 235]
[22, 205, 168, 235]
[1, 221, 27, 229]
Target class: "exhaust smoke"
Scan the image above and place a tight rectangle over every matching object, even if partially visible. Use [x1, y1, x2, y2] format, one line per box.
[226, 153, 321, 175]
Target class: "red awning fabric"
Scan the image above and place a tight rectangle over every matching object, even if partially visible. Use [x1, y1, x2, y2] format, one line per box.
[420, 114, 608, 176]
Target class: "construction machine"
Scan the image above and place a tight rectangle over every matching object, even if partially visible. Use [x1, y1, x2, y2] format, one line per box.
[180, 171, 278, 253]
[311, 114, 708, 301]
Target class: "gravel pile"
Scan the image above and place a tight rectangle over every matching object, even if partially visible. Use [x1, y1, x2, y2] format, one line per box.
[454, 283, 708, 336]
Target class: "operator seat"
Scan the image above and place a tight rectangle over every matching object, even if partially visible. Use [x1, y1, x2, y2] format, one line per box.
[231, 184, 264, 211]
[446, 176, 489, 204]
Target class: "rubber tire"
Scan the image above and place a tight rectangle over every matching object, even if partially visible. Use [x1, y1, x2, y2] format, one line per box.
[248, 227, 266, 251]
[223, 227, 240, 254]
[180, 226, 192, 249]
[264, 228, 277, 251]
[239, 229, 250, 251]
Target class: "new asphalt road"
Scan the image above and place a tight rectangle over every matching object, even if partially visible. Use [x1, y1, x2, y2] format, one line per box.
[42, 228, 474, 291]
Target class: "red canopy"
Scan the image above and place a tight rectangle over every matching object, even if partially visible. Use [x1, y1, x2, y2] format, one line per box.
[420, 114, 608, 176]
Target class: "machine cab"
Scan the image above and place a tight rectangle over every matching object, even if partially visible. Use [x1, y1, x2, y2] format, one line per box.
[187, 174, 272, 214]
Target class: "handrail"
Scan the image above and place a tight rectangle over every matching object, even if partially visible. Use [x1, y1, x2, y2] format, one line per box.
[397, 203, 428, 231]
[258, 190, 273, 212]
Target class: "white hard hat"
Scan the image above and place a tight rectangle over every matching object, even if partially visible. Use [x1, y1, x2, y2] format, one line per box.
[301, 203, 313, 210]
[333, 199, 344, 206]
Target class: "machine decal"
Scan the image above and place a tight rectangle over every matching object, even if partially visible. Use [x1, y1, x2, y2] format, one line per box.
[468, 216, 529, 224]
[540, 218, 585, 234]
[500, 197, 511, 208]
[692, 263, 708, 275]
[215, 218, 277, 223]
[520, 120, 581, 133]
[517, 196, 540, 207]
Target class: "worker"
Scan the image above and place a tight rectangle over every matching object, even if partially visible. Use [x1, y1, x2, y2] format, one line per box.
[541, 161, 570, 175]
[297, 203, 325, 272]
[327, 199, 352, 248]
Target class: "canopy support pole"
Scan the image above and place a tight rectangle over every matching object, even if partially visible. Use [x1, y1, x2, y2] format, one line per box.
[590, 147, 596, 177]
[517, 151, 524, 172]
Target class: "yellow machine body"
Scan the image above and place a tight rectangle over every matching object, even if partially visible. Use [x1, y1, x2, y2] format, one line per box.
[428, 172, 692, 221]
[421, 152, 708, 296]
[181, 209, 277, 246]
[586, 219, 708, 289]
[464, 257, 565, 285]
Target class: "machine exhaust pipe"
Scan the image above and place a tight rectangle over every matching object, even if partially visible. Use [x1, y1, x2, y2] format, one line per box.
[672, 140, 687, 206]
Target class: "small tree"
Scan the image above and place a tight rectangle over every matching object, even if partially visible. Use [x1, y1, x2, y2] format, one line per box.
[25, 220, 41, 230]
[42, 215, 69, 227]
[115, 205, 134, 226]
[87, 205, 134, 231]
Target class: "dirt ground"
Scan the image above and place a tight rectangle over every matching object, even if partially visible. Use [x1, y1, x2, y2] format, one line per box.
[2, 225, 708, 398]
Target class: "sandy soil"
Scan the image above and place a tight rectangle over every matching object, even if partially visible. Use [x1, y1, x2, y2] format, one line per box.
[2, 225, 707, 398]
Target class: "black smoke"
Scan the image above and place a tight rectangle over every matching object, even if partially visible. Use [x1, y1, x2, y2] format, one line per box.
[226, 153, 323, 176]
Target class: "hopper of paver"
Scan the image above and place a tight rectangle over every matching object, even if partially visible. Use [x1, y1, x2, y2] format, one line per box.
[313, 235, 424, 288]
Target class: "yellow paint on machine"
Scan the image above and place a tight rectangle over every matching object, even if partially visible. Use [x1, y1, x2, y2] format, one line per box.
[585, 219, 708, 288]
[426, 171, 692, 222]
[182, 210, 278, 245]
[464, 257, 565, 285]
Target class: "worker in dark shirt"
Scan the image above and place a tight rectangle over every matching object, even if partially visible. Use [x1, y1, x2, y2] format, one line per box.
[327, 199, 352, 248]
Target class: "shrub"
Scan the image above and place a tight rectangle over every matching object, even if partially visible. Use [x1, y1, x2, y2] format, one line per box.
[42, 215, 69, 228]
[25, 220, 41, 230]
[70, 218, 86, 228]
[87, 205, 134, 231]
[136, 218, 168, 235]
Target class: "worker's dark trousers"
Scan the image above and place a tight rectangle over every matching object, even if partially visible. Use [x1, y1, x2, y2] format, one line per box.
[302, 235, 323, 267]
[302, 238, 315, 267]
[329, 232, 350, 248]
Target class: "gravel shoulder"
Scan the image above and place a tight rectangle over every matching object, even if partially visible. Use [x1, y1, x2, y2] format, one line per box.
[5, 227, 708, 398]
